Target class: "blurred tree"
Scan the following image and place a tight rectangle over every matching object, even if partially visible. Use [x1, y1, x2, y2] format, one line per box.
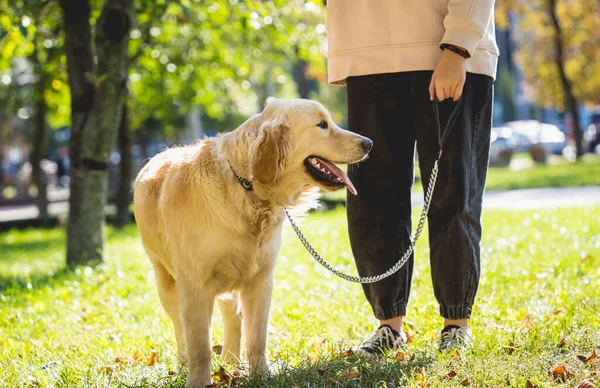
[59, 0, 133, 265]
[496, 0, 600, 159]
[114, 103, 132, 227]
[126, 0, 328, 132]
[496, 68, 516, 123]
[0, 0, 66, 216]
[113, 0, 170, 228]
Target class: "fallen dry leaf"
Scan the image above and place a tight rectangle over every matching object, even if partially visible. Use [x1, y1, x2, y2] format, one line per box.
[230, 369, 248, 385]
[147, 350, 157, 366]
[340, 349, 354, 358]
[311, 337, 326, 351]
[578, 349, 598, 365]
[332, 371, 361, 382]
[444, 370, 458, 379]
[451, 349, 461, 358]
[554, 306, 567, 314]
[412, 369, 429, 388]
[114, 356, 135, 365]
[558, 337, 568, 348]
[550, 365, 575, 382]
[97, 364, 120, 374]
[212, 344, 223, 355]
[503, 340, 518, 355]
[525, 379, 539, 388]
[395, 350, 409, 362]
[577, 379, 597, 388]
[133, 350, 144, 362]
[231, 369, 244, 378]
[523, 315, 534, 329]
[212, 366, 232, 384]
[460, 377, 470, 386]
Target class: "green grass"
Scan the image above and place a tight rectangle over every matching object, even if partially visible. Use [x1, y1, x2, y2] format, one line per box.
[485, 153, 600, 191]
[323, 154, 600, 203]
[1, 206, 600, 387]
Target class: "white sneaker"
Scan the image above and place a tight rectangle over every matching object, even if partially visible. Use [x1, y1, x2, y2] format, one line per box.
[352, 325, 407, 359]
[439, 325, 473, 352]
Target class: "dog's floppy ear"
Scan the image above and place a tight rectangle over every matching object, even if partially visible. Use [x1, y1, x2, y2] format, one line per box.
[249, 120, 293, 184]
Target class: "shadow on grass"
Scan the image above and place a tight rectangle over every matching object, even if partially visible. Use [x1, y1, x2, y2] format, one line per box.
[239, 351, 435, 387]
[0, 265, 72, 293]
[0, 226, 68, 292]
[0, 234, 65, 254]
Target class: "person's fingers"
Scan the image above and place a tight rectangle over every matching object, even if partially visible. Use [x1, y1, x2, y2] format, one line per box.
[453, 82, 464, 102]
[449, 83, 457, 101]
[436, 84, 446, 101]
[429, 75, 436, 101]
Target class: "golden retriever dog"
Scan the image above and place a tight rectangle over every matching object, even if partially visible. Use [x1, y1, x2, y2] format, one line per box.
[133, 98, 372, 387]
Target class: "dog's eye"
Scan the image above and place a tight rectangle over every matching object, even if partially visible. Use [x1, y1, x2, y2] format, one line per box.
[316, 120, 328, 129]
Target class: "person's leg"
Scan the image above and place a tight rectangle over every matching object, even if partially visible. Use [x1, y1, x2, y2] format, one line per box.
[414, 72, 494, 331]
[346, 73, 416, 334]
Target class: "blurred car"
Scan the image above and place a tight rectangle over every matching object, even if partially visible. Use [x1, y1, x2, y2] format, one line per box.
[538, 123, 566, 155]
[505, 120, 540, 142]
[490, 128, 514, 167]
[505, 120, 566, 155]
[507, 131, 531, 153]
[585, 113, 600, 153]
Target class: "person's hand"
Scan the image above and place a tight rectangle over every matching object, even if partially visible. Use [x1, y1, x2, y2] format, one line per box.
[429, 49, 467, 102]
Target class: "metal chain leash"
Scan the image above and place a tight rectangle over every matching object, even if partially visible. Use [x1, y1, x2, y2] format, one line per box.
[285, 157, 440, 284]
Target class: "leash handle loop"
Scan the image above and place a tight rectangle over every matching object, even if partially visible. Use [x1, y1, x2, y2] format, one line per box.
[433, 97, 463, 150]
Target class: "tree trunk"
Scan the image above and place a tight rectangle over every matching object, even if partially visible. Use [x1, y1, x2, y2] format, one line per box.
[0, 118, 5, 200]
[292, 46, 310, 99]
[60, 0, 95, 265]
[60, 0, 133, 266]
[114, 103, 132, 228]
[548, 0, 584, 159]
[32, 70, 49, 220]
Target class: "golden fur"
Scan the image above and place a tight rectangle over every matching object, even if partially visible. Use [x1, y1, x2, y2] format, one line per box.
[133, 98, 371, 387]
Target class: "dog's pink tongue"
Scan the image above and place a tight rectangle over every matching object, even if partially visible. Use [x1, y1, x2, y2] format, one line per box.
[315, 157, 358, 195]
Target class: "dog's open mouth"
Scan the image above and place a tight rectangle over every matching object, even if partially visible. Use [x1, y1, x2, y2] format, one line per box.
[304, 156, 358, 195]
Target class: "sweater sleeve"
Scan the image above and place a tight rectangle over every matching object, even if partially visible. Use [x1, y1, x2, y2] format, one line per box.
[441, 0, 495, 56]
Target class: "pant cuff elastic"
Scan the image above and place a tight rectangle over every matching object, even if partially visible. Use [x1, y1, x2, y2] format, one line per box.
[372, 302, 407, 320]
[440, 305, 472, 320]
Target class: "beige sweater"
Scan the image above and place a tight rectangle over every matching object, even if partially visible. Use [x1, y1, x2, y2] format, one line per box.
[326, 0, 499, 85]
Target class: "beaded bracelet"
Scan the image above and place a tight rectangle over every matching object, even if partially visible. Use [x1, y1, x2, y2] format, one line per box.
[440, 43, 471, 59]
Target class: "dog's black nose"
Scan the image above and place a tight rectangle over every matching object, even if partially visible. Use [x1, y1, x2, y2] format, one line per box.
[361, 138, 373, 152]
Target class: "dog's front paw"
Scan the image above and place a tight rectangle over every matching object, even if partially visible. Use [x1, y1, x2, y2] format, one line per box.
[185, 376, 211, 388]
[186, 368, 212, 388]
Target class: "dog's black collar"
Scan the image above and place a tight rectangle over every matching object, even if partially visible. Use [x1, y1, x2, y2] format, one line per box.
[228, 160, 253, 192]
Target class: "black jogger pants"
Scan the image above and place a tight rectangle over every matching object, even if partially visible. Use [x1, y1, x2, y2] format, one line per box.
[346, 71, 494, 320]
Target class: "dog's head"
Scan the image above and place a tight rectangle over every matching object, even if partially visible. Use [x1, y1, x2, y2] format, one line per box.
[243, 98, 372, 203]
